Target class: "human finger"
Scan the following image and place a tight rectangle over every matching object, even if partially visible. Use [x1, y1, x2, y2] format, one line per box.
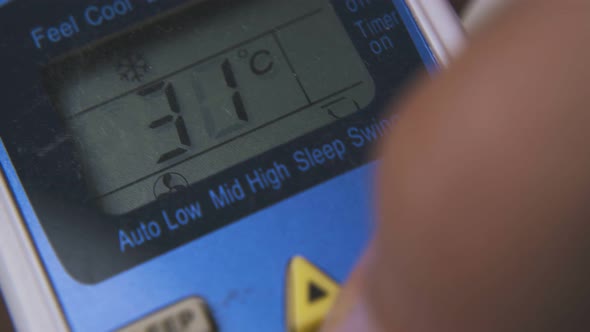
[326, 0, 590, 331]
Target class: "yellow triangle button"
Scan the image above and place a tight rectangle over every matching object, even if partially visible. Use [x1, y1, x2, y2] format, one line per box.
[286, 256, 341, 332]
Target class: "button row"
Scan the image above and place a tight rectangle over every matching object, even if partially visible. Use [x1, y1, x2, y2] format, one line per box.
[119, 256, 340, 332]
[119, 297, 215, 332]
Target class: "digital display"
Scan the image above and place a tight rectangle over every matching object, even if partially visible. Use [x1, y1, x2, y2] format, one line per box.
[46, 0, 374, 215]
[23, 0, 430, 284]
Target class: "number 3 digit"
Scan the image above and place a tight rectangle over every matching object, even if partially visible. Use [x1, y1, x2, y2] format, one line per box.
[141, 82, 192, 164]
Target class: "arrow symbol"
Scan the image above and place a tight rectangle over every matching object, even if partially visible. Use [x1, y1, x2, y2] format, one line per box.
[309, 281, 328, 303]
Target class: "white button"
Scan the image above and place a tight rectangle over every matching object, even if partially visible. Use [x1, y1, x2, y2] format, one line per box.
[118, 297, 215, 332]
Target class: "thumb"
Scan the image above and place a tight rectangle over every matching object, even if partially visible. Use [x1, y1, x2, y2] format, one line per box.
[324, 0, 590, 331]
[320, 247, 381, 332]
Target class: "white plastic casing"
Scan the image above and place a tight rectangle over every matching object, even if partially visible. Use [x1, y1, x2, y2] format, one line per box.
[407, 0, 466, 65]
[0, 1, 465, 331]
[0, 173, 68, 331]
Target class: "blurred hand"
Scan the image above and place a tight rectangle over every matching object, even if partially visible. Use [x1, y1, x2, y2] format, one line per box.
[324, 0, 590, 331]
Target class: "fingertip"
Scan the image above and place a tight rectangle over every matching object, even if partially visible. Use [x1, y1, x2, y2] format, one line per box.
[321, 247, 383, 332]
[321, 297, 381, 332]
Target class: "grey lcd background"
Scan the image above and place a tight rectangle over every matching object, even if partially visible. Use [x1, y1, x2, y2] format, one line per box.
[50, 0, 375, 215]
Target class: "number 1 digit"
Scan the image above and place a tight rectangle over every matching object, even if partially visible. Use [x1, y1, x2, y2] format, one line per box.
[222, 59, 248, 122]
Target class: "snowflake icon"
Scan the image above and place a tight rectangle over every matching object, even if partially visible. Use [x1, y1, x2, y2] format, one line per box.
[116, 53, 150, 82]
